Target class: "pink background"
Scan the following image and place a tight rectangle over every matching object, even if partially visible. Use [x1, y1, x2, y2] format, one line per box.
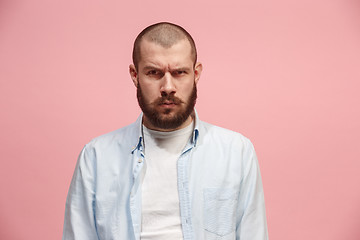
[1, 0, 360, 239]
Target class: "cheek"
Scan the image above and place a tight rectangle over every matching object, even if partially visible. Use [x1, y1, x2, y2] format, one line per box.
[139, 82, 161, 100]
[179, 82, 195, 98]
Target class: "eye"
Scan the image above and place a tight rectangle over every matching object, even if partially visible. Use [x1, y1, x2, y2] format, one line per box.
[147, 70, 160, 75]
[173, 70, 187, 76]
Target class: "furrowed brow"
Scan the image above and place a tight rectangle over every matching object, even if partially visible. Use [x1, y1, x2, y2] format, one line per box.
[170, 67, 191, 72]
[142, 65, 162, 71]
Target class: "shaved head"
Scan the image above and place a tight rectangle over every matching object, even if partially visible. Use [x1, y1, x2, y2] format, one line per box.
[132, 22, 197, 70]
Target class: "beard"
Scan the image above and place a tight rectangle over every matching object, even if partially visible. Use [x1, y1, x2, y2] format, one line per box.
[137, 83, 197, 130]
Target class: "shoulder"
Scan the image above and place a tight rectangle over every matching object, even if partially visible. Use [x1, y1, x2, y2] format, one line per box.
[75, 121, 139, 170]
[84, 120, 139, 152]
[198, 120, 254, 149]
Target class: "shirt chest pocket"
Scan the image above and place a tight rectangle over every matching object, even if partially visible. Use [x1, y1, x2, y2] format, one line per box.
[203, 188, 238, 238]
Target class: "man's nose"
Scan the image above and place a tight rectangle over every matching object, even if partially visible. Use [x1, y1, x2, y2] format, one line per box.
[160, 73, 176, 95]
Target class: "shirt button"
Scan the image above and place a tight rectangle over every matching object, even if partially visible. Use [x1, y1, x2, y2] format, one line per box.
[138, 158, 142, 163]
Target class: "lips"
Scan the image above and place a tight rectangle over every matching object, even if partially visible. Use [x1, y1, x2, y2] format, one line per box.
[156, 96, 183, 106]
[159, 102, 176, 109]
[161, 101, 176, 105]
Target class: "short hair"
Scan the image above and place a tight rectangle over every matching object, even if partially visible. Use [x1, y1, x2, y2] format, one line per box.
[132, 22, 197, 70]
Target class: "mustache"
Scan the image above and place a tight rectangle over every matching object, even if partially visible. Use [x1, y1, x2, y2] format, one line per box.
[154, 94, 184, 105]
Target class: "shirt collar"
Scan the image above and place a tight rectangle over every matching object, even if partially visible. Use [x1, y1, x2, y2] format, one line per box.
[131, 109, 200, 154]
[192, 109, 200, 146]
[131, 113, 144, 154]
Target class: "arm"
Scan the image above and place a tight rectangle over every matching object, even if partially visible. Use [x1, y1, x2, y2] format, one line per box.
[62, 145, 99, 240]
[236, 141, 269, 240]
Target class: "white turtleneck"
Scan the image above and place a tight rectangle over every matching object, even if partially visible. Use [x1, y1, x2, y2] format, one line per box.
[140, 121, 194, 240]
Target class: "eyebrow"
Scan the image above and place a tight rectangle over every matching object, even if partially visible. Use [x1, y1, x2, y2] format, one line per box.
[142, 65, 192, 72]
[170, 67, 192, 72]
[142, 66, 162, 71]
[143, 66, 191, 72]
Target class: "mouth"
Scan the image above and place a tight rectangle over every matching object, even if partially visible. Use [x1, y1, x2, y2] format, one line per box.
[154, 96, 183, 108]
[159, 102, 177, 108]
[161, 100, 176, 105]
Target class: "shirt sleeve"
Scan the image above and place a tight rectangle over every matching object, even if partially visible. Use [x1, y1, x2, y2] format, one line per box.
[236, 140, 269, 240]
[62, 145, 99, 240]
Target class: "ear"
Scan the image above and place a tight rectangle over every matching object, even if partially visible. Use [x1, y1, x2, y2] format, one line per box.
[129, 64, 138, 87]
[194, 62, 203, 85]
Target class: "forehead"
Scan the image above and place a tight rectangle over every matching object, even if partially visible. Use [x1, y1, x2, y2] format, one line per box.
[138, 39, 193, 68]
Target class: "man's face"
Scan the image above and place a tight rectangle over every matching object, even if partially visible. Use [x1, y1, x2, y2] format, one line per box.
[130, 39, 202, 131]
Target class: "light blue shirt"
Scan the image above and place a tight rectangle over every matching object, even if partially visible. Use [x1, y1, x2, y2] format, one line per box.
[63, 112, 268, 240]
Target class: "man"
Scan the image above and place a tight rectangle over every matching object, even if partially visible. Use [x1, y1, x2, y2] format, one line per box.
[63, 22, 268, 240]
